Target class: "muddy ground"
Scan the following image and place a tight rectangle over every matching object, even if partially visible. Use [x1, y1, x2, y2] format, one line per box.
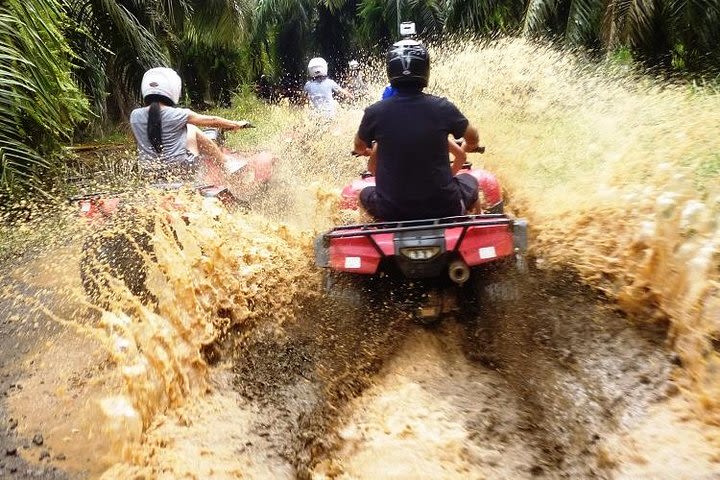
[0, 271, 76, 479]
[0, 250, 703, 479]
[218, 266, 673, 479]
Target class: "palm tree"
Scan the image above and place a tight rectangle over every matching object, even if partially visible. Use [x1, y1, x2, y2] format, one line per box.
[605, 0, 720, 70]
[523, 0, 720, 71]
[355, 0, 446, 48]
[523, 0, 603, 47]
[0, 0, 88, 193]
[66, 0, 254, 129]
[253, 0, 319, 87]
[445, 0, 525, 35]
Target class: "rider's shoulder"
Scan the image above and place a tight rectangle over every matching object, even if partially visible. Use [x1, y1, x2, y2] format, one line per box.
[364, 99, 388, 114]
[129, 107, 146, 119]
[424, 93, 456, 105]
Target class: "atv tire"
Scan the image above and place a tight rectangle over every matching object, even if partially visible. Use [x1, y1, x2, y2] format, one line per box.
[80, 229, 154, 306]
[321, 270, 366, 306]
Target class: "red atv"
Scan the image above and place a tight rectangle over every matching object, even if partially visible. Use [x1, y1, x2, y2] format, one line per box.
[314, 147, 528, 323]
[72, 128, 276, 304]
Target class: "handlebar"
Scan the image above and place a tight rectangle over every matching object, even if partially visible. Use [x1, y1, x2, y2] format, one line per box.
[453, 139, 485, 154]
[351, 143, 485, 156]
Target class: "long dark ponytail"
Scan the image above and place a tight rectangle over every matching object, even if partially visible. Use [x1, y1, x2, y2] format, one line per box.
[145, 94, 170, 154]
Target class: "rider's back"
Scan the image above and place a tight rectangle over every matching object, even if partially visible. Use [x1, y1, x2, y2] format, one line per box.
[358, 90, 469, 220]
[304, 78, 340, 114]
[130, 106, 191, 160]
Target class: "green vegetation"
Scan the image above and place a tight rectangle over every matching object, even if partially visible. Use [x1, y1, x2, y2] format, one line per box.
[1, 0, 719, 197]
[0, 0, 88, 194]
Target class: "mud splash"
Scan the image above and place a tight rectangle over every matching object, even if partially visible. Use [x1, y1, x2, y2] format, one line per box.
[428, 38, 720, 421]
[4, 190, 317, 476]
[96, 199, 317, 473]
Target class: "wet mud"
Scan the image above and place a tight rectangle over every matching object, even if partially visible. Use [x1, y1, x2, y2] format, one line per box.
[464, 267, 673, 477]
[2, 232, 718, 479]
[217, 266, 675, 479]
[0, 257, 86, 479]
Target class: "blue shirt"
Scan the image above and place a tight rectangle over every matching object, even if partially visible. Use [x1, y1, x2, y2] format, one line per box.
[381, 85, 396, 100]
[304, 78, 341, 114]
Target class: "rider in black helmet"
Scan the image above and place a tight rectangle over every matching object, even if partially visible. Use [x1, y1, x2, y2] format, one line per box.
[353, 40, 481, 221]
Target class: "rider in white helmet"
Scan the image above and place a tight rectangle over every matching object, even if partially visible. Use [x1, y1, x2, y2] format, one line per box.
[303, 57, 351, 117]
[347, 59, 367, 101]
[129, 67, 250, 179]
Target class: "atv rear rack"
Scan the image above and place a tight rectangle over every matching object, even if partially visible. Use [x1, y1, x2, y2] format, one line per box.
[322, 214, 513, 240]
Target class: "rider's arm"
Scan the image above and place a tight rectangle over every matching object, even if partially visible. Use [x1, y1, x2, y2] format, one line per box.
[449, 139, 467, 175]
[331, 80, 353, 99]
[353, 134, 373, 157]
[355, 105, 377, 162]
[367, 143, 378, 174]
[461, 123, 480, 153]
[187, 111, 249, 130]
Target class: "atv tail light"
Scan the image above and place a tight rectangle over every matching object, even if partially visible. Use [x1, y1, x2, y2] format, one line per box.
[400, 247, 440, 261]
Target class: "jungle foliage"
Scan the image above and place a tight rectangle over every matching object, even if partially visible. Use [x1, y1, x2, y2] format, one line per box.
[1, 0, 719, 193]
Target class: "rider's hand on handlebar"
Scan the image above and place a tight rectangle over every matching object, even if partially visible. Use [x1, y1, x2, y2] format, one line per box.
[227, 120, 252, 131]
[352, 147, 373, 157]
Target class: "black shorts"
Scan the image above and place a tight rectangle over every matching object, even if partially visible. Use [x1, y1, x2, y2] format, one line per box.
[360, 173, 479, 220]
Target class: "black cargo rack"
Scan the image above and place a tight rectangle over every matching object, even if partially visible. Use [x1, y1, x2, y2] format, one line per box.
[323, 214, 514, 239]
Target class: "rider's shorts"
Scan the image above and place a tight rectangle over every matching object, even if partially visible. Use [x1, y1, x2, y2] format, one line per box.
[455, 173, 480, 212]
[360, 173, 479, 221]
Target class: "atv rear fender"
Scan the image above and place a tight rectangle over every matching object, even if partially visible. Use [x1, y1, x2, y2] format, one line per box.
[315, 214, 529, 277]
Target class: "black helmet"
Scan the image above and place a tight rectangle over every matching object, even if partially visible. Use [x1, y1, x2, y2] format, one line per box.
[386, 40, 429, 88]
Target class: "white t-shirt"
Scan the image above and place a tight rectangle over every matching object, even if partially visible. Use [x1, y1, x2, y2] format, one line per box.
[304, 78, 341, 114]
[129, 106, 192, 160]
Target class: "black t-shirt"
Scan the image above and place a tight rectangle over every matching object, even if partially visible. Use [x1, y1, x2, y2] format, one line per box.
[357, 90, 469, 220]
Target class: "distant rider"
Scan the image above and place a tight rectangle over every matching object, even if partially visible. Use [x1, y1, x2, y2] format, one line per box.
[353, 40, 480, 221]
[129, 67, 250, 180]
[347, 60, 368, 100]
[303, 57, 352, 117]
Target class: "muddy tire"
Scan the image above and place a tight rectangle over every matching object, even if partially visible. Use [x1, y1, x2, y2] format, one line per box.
[458, 257, 529, 319]
[478, 259, 528, 310]
[412, 288, 444, 327]
[321, 270, 365, 305]
[80, 230, 154, 306]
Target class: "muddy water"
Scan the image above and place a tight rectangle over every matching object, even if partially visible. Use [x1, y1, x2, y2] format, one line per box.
[1, 37, 719, 479]
[427, 39, 720, 420]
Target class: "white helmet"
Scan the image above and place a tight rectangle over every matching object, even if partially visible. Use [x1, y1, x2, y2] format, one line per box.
[141, 67, 182, 105]
[348, 60, 359, 70]
[307, 57, 328, 78]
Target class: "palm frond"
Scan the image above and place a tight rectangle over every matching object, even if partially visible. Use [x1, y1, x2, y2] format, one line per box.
[0, 0, 88, 192]
[565, 0, 604, 45]
[523, 0, 564, 34]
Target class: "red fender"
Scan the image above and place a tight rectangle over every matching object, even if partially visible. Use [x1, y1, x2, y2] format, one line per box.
[339, 168, 501, 212]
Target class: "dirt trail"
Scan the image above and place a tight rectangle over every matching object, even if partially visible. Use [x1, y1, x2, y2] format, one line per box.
[0, 250, 88, 479]
[315, 323, 538, 479]
[311, 268, 683, 479]
[93, 268, 720, 479]
[2, 242, 720, 479]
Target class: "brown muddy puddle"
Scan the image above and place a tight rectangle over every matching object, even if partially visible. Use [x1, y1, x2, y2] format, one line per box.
[5, 253, 720, 479]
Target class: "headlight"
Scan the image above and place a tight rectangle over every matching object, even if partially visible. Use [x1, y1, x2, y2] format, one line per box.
[400, 247, 440, 260]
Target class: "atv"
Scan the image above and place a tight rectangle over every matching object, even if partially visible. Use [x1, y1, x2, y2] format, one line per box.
[314, 146, 528, 324]
[72, 127, 276, 305]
